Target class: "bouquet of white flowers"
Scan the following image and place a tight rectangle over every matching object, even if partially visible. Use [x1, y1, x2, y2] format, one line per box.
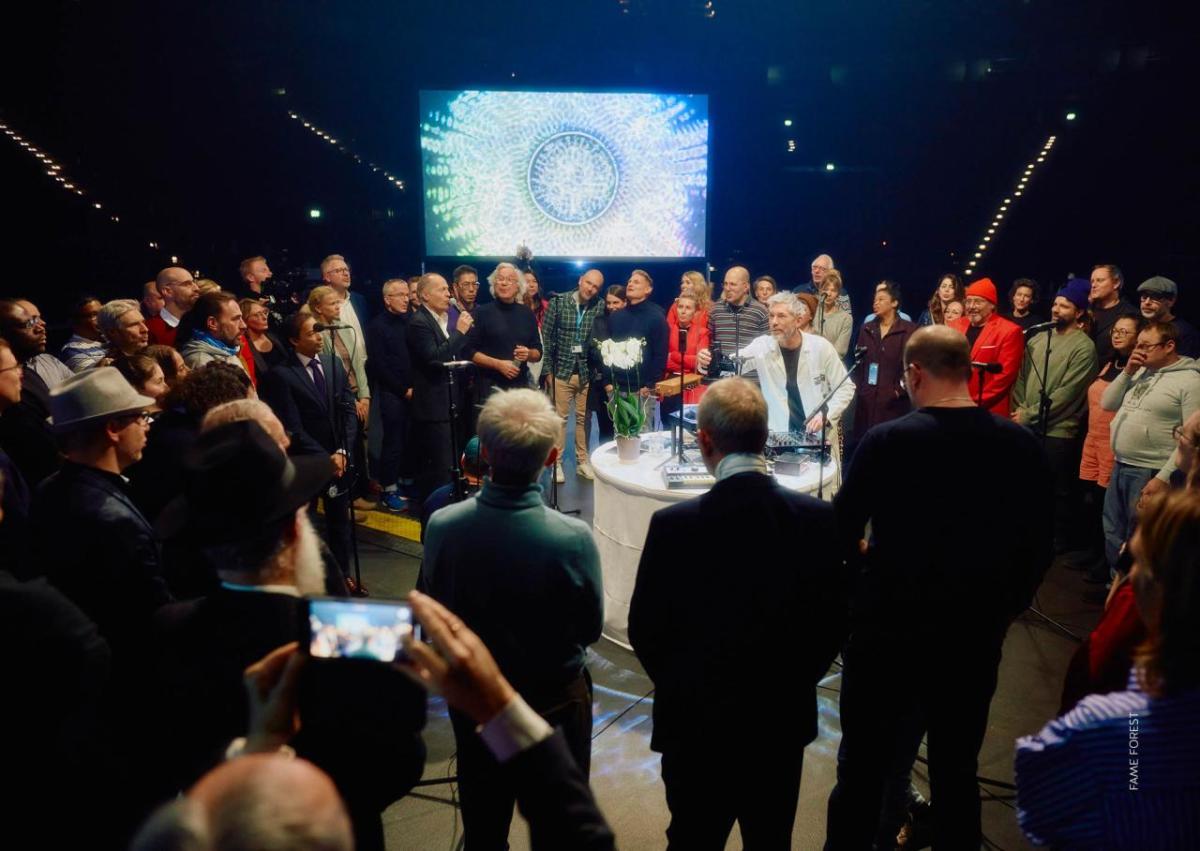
[599, 338, 647, 438]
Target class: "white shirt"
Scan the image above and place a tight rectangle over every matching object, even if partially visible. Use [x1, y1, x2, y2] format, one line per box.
[159, 306, 181, 328]
[424, 305, 450, 339]
[296, 351, 323, 387]
[739, 331, 855, 432]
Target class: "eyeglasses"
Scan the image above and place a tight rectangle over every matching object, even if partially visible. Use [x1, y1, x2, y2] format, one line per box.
[1134, 341, 1167, 351]
[1111, 328, 1135, 337]
[15, 317, 43, 329]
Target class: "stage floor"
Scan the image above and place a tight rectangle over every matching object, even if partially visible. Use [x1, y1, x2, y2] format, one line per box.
[349, 455, 1102, 850]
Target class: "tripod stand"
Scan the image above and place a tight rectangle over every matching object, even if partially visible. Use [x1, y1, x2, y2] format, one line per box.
[319, 326, 364, 596]
[544, 371, 581, 516]
[815, 346, 866, 501]
[438, 359, 473, 503]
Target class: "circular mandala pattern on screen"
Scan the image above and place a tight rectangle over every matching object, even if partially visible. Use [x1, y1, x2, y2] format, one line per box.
[527, 132, 619, 226]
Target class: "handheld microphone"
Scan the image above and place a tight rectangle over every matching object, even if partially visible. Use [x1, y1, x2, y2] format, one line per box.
[970, 361, 1003, 374]
[313, 322, 351, 331]
[852, 345, 869, 360]
[1023, 319, 1064, 335]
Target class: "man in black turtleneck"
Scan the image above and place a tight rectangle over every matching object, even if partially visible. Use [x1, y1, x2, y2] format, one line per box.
[467, 263, 542, 402]
[606, 269, 670, 401]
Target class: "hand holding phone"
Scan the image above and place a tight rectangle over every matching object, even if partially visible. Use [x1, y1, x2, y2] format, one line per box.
[305, 597, 419, 664]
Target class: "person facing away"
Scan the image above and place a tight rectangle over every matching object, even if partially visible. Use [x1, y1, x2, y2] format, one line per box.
[825, 325, 1053, 850]
[421, 387, 602, 851]
[630, 377, 846, 850]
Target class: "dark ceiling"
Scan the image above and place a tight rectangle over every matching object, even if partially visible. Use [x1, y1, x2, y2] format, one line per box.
[1, 0, 1193, 316]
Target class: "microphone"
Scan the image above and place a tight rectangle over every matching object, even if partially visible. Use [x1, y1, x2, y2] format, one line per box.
[852, 345, 869, 361]
[971, 361, 1003, 374]
[1023, 319, 1064, 335]
[313, 322, 351, 331]
[678, 326, 688, 354]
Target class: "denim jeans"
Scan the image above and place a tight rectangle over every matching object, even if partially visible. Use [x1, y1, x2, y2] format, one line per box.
[1101, 462, 1156, 572]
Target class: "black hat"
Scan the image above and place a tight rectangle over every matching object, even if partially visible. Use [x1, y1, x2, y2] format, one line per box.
[155, 419, 333, 544]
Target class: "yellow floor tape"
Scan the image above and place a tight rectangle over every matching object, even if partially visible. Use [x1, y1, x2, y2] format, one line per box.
[315, 504, 423, 543]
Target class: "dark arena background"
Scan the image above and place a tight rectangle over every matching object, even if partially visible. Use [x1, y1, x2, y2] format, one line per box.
[2, 2, 1196, 850]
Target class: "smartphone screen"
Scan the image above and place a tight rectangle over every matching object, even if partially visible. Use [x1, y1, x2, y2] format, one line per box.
[306, 597, 417, 663]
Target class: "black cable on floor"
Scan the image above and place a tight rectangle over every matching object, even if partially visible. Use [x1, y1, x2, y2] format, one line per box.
[592, 687, 654, 740]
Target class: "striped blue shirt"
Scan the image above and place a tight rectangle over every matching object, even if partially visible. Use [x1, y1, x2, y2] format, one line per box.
[1015, 674, 1200, 849]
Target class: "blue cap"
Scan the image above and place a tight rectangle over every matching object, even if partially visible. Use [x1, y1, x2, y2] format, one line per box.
[1057, 278, 1091, 311]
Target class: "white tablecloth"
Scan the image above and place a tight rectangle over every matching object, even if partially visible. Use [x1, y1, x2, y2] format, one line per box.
[590, 433, 837, 647]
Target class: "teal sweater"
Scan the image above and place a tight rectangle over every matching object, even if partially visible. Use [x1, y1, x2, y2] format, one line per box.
[421, 480, 602, 693]
[1011, 328, 1098, 438]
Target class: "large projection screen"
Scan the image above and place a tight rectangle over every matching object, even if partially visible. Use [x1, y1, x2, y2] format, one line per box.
[420, 90, 709, 258]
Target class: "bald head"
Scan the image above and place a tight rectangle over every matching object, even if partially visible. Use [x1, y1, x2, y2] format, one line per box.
[156, 267, 200, 314]
[133, 755, 352, 851]
[902, 325, 973, 409]
[696, 377, 769, 467]
[721, 267, 751, 305]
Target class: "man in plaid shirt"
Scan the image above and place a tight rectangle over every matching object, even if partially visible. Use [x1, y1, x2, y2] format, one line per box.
[541, 269, 605, 482]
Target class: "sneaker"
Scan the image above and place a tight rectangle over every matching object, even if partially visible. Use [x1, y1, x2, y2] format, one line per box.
[577, 462, 595, 481]
[555, 462, 565, 484]
[381, 492, 409, 513]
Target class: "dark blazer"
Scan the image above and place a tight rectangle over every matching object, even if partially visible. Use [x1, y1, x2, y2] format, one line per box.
[406, 306, 470, 422]
[0, 570, 114, 848]
[629, 471, 846, 752]
[261, 352, 357, 457]
[366, 310, 413, 398]
[32, 462, 171, 650]
[852, 317, 918, 440]
[0, 368, 61, 488]
[151, 588, 426, 848]
[512, 730, 616, 851]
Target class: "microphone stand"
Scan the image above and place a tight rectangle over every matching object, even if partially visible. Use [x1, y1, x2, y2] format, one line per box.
[815, 346, 867, 501]
[544, 368, 581, 517]
[676, 326, 688, 462]
[438, 360, 473, 502]
[321, 325, 363, 595]
[1020, 322, 1081, 641]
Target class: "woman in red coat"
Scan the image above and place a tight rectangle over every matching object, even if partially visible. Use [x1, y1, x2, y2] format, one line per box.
[665, 293, 709, 405]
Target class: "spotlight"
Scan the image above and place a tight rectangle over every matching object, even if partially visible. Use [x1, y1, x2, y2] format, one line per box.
[825, 162, 836, 171]
[974, 252, 982, 258]
[170, 255, 179, 264]
[783, 119, 793, 127]
[573, 259, 586, 268]
[309, 208, 322, 219]
[1066, 112, 1077, 121]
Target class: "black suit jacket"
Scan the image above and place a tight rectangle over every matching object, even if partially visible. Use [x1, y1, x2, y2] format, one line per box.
[0, 368, 61, 489]
[406, 306, 470, 422]
[629, 471, 846, 752]
[151, 588, 427, 846]
[261, 352, 358, 457]
[32, 462, 171, 651]
[512, 730, 616, 851]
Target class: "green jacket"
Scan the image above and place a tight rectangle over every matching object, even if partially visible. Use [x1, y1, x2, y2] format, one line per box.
[541, 291, 602, 382]
[421, 480, 603, 692]
[1011, 327, 1098, 438]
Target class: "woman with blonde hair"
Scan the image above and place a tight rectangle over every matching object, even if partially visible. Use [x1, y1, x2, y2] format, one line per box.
[308, 285, 370, 425]
[668, 270, 712, 329]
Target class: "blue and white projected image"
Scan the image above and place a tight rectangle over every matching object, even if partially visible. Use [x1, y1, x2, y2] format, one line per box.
[420, 90, 709, 258]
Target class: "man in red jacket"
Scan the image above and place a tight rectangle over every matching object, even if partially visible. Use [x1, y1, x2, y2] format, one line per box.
[949, 278, 1024, 415]
[146, 267, 200, 348]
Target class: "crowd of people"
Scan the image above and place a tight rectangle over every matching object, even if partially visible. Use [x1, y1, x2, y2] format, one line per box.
[1, 249, 1198, 850]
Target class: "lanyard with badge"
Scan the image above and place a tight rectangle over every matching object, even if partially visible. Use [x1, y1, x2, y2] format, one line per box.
[571, 300, 585, 359]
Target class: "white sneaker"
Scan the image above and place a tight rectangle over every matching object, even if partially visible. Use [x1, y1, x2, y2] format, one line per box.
[577, 462, 595, 481]
[555, 462, 565, 484]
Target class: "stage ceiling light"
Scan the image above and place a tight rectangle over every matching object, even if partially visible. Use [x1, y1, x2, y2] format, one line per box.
[825, 162, 835, 171]
[783, 119, 793, 127]
[1066, 112, 1077, 121]
[309, 208, 322, 219]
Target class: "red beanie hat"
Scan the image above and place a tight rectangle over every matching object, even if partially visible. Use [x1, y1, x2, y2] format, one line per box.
[965, 278, 998, 305]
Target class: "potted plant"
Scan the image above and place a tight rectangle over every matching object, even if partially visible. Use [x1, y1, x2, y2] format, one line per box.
[599, 338, 647, 462]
